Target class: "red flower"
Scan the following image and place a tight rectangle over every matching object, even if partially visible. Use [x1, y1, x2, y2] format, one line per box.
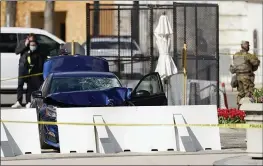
[217, 108, 246, 124]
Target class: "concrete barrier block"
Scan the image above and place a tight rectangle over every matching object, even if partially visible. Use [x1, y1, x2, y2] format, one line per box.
[1, 109, 41, 155]
[56, 108, 96, 154]
[1, 122, 15, 157]
[173, 114, 196, 152]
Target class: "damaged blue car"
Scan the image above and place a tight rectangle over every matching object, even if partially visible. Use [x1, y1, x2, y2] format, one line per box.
[30, 55, 167, 149]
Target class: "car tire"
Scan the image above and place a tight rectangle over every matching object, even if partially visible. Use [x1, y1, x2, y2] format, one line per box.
[39, 124, 52, 149]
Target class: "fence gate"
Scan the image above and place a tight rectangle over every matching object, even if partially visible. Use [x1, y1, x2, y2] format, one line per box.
[86, 2, 219, 107]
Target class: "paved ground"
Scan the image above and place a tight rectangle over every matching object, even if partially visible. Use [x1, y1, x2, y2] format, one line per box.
[1, 149, 248, 165]
[220, 128, 246, 149]
[214, 155, 263, 165]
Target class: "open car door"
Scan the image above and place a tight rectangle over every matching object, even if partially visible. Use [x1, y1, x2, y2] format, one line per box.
[129, 72, 167, 106]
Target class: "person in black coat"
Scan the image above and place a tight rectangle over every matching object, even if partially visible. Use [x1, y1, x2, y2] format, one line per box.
[11, 34, 36, 109]
[24, 40, 47, 108]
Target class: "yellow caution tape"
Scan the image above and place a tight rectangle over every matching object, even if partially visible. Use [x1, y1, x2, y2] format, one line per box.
[0, 120, 262, 129]
[0, 73, 43, 82]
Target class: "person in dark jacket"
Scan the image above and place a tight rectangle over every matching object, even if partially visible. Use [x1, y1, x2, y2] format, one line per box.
[24, 40, 47, 108]
[11, 34, 36, 108]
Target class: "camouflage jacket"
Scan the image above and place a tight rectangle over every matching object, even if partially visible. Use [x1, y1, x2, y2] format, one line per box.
[230, 51, 260, 74]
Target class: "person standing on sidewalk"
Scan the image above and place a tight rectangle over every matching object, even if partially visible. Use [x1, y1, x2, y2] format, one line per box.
[11, 34, 36, 108]
[24, 40, 47, 108]
[229, 41, 260, 108]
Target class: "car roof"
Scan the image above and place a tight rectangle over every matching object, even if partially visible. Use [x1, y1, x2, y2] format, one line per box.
[52, 71, 117, 78]
[0, 27, 65, 44]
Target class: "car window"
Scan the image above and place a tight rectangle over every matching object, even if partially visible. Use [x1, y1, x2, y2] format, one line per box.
[0, 33, 18, 53]
[90, 41, 139, 50]
[18, 33, 28, 41]
[36, 35, 60, 57]
[135, 74, 161, 95]
[49, 76, 121, 94]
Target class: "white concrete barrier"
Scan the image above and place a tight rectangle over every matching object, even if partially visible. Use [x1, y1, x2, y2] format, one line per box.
[0, 109, 41, 156]
[136, 105, 221, 151]
[91, 107, 176, 153]
[56, 105, 221, 154]
[1, 122, 15, 157]
[56, 108, 96, 154]
[173, 114, 196, 152]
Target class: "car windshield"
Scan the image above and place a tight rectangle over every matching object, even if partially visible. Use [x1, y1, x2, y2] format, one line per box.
[49, 76, 121, 94]
[88, 41, 139, 50]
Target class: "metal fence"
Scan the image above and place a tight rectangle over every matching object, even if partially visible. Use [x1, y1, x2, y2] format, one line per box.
[86, 2, 219, 106]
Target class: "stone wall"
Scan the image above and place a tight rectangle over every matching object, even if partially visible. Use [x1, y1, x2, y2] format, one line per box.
[1, 1, 114, 43]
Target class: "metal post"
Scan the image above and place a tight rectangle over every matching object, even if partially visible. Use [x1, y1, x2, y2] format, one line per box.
[183, 44, 187, 105]
[117, 5, 121, 77]
[216, 5, 220, 108]
[71, 41, 75, 55]
[195, 6, 198, 79]
[149, 5, 154, 72]
[93, 1, 100, 36]
[130, 7, 134, 79]
[183, 5, 187, 105]
[183, 6, 186, 45]
[86, 3, 91, 56]
[195, 6, 198, 104]
[173, 2, 177, 66]
[132, 1, 140, 45]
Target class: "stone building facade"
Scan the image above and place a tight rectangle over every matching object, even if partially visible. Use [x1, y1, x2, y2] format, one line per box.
[1, 1, 114, 43]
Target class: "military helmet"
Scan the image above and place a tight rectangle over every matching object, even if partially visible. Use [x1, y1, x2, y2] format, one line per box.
[241, 41, 250, 46]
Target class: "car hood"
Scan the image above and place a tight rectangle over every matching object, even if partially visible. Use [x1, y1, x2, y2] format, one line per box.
[45, 87, 132, 107]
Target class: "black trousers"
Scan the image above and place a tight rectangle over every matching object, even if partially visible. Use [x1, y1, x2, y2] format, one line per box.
[17, 65, 26, 105]
[26, 76, 43, 103]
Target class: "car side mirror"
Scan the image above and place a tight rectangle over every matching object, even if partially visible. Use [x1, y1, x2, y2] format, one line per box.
[134, 90, 150, 97]
[32, 90, 43, 99]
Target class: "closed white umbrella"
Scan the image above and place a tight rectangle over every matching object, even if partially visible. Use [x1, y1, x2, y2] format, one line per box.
[154, 13, 178, 80]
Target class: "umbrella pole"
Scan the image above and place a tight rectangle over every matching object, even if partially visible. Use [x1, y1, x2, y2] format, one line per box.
[183, 44, 187, 105]
[71, 40, 75, 55]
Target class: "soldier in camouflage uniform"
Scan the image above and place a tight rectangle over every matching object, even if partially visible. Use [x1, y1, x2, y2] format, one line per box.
[229, 41, 260, 107]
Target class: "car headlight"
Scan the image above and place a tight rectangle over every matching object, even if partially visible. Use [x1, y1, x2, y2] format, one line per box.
[45, 106, 57, 118]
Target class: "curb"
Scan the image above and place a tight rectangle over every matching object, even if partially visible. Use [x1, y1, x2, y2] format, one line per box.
[213, 155, 263, 165]
[1, 149, 246, 161]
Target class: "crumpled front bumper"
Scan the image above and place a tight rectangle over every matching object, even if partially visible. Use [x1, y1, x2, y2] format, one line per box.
[43, 123, 59, 148]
